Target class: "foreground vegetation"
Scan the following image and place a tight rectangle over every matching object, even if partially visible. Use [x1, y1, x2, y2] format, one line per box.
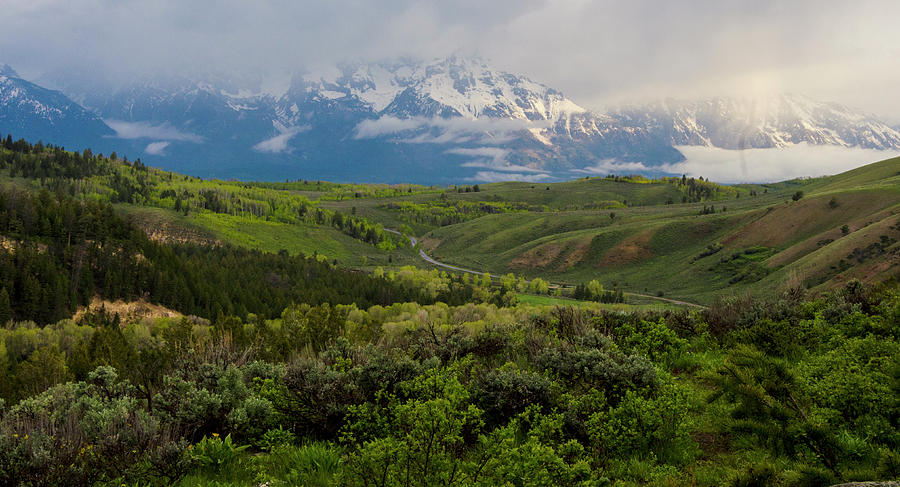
[1, 278, 897, 486]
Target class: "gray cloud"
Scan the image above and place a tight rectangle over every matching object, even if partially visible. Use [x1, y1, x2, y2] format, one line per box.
[1, 1, 897, 119]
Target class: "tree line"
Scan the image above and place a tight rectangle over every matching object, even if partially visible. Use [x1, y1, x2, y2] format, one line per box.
[0, 185, 478, 325]
[0, 136, 404, 249]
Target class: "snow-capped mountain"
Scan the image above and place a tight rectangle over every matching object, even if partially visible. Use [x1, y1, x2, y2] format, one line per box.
[266, 57, 681, 176]
[3, 57, 899, 182]
[300, 57, 587, 122]
[0, 65, 114, 150]
[610, 95, 900, 151]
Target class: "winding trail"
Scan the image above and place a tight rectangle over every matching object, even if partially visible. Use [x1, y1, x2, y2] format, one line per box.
[385, 228, 707, 309]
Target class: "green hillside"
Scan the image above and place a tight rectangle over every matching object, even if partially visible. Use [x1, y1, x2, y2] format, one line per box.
[420, 157, 900, 303]
[0, 142, 423, 269]
[1, 137, 897, 306]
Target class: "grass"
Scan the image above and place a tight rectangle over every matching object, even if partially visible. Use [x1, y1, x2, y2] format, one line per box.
[175, 442, 343, 487]
[118, 205, 423, 268]
[516, 293, 684, 312]
[319, 175, 743, 235]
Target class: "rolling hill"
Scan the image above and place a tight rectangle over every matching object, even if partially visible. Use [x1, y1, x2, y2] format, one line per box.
[411, 157, 900, 303]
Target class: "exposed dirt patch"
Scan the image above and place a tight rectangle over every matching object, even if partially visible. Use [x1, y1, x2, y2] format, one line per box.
[74, 297, 182, 323]
[128, 214, 219, 246]
[510, 243, 564, 269]
[866, 249, 900, 279]
[598, 230, 653, 267]
[143, 226, 219, 246]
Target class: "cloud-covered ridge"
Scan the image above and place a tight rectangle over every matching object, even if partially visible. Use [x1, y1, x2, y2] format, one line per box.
[355, 116, 548, 145]
[106, 120, 203, 143]
[465, 171, 551, 183]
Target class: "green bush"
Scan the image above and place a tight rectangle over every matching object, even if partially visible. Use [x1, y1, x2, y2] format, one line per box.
[614, 318, 688, 366]
[257, 426, 296, 452]
[0, 366, 189, 486]
[473, 363, 552, 428]
[537, 334, 658, 401]
[587, 378, 696, 464]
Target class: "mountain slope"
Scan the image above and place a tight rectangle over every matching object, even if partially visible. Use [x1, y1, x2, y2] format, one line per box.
[610, 95, 900, 150]
[0, 65, 115, 150]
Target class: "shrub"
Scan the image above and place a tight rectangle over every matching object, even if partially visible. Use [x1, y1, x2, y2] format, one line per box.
[0, 367, 188, 486]
[473, 364, 552, 428]
[258, 426, 296, 452]
[537, 335, 658, 402]
[587, 378, 696, 464]
[614, 318, 688, 366]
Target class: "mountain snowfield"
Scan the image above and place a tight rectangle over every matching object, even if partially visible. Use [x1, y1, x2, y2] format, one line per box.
[2, 57, 899, 183]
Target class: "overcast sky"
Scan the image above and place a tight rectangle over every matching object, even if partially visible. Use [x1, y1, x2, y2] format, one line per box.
[2, 0, 898, 121]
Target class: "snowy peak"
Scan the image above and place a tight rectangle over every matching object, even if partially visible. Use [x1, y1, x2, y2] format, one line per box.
[612, 94, 900, 150]
[293, 56, 587, 125]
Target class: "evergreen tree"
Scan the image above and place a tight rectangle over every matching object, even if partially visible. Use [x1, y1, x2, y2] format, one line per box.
[0, 287, 10, 324]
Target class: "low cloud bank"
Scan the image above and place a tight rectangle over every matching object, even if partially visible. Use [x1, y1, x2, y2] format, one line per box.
[106, 120, 203, 143]
[574, 159, 655, 175]
[664, 144, 900, 183]
[449, 147, 547, 174]
[355, 116, 547, 145]
[466, 171, 552, 183]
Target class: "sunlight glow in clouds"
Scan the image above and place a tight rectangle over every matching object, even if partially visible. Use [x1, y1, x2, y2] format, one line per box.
[665, 145, 900, 183]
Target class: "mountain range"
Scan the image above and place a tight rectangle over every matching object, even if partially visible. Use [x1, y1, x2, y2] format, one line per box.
[2, 57, 899, 183]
